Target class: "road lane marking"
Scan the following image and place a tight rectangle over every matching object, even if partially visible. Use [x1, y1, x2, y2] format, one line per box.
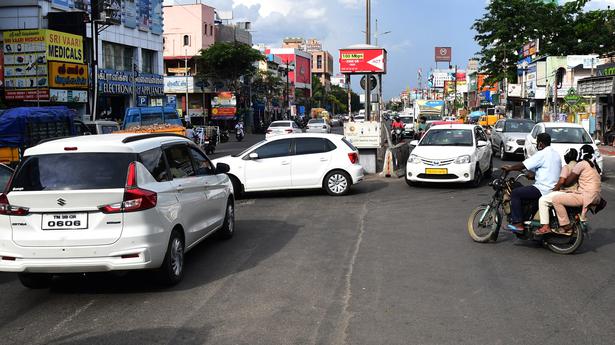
[47, 299, 95, 337]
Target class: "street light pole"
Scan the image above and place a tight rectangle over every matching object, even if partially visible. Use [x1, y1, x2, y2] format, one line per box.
[185, 48, 189, 119]
[365, 0, 371, 121]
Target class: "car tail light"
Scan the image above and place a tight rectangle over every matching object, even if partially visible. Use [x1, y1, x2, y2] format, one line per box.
[348, 152, 359, 164]
[266, 129, 272, 133]
[99, 162, 157, 214]
[64, 147, 78, 151]
[0, 193, 29, 216]
[285, 129, 293, 133]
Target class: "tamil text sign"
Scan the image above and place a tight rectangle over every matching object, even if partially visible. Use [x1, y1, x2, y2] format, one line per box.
[49, 62, 88, 89]
[339, 48, 387, 74]
[343, 121, 381, 149]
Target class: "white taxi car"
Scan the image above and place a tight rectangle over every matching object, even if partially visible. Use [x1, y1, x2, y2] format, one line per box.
[265, 120, 302, 139]
[406, 124, 493, 187]
[213, 133, 364, 196]
[0, 133, 235, 288]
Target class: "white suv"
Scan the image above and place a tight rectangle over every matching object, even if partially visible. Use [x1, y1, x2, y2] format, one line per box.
[0, 133, 235, 288]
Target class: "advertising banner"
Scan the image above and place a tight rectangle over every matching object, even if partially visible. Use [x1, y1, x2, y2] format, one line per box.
[138, 0, 151, 31]
[435, 47, 452, 62]
[294, 55, 311, 85]
[48, 62, 88, 89]
[339, 48, 387, 74]
[50, 89, 87, 102]
[477, 74, 498, 93]
[123, 0, 138, 29]
[2, 30, 48, 99]
[5, 89, 49, 101]
[211, 92, 237, 119]
[150, 0, 163, 35]
[507, 84, 522, 98]
[343, 122, 381, 149]
[164, 76, 195, 93]
[98, 69, 163, 96]
[45, 30, 84, 63]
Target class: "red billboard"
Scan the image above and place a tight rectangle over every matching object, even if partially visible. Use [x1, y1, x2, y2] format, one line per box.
[339, 48, 387, 74]
[294, 55, 311, 86]
[5, 89, 50, 101]
[435, 47, 452, 62]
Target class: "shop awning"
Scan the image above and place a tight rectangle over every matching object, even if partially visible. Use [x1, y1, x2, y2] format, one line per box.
[577, 76, 615, 96]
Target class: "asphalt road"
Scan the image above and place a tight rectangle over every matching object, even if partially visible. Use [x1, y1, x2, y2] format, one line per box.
[1, 129, 614, 345]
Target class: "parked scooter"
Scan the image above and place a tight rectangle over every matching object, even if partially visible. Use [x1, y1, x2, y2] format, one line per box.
[467, 171, 605, 254]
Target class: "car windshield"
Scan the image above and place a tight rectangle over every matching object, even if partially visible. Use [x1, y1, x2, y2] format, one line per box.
[270, 122, 290, 127]
[309, 119, 324, 124]
[400, 117, 413, 124]
[546, 127, 593, 144]
[420, 129, 473, 146]
[233, 140, 266, 157]
[10, 153, 137, 191]
[504, 121, 534, 132]
[423, 115, 442, 121]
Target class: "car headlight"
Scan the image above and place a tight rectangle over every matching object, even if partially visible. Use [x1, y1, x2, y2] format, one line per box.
[506, 137, 516, 142]
[454, 155, 471, 164]
[408, 154, 421, 164]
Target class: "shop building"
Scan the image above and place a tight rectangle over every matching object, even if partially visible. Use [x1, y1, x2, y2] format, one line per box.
[578, 61, 615, 140]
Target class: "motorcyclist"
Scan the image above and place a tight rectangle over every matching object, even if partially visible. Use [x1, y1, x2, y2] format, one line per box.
[551, 144, 603, 235]
[235, 121, 244, 134]
[501, 133, 561, 232]
[392, 116, 404, 129]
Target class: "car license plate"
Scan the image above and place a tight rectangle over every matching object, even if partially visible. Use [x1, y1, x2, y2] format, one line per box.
[42, 213, 88, 230]
[425, 168, 448, 175]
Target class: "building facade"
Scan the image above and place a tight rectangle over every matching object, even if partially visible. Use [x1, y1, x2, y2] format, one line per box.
[266, 47, 312, 112]
[311, 50, 333, 90]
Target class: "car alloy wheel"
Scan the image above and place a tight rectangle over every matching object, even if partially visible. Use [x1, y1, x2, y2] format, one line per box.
[327, 173, 349, 195]
[170, 237, 184, 277]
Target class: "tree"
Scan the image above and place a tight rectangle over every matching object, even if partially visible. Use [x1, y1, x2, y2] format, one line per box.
[472, 0, 613, 83]
[196, 42, 264, 95]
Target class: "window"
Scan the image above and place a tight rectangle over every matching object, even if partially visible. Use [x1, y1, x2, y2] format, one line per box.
[139, 148, 169, 182]
[545, 127, 593, 144]
[504, 120, 534, 133]
[295, 138, 335, 155]
[11, 153, 137, 191]
[252, 139, 292, 159]
[530, 125, 540, 139]
[102, 41, 134, 71]
[189, 147, 215, 175]
[475, 127, 488, 142]
[142, 49, 156, 74]
[420, 129, 473, 147]
[342, 138, 357, 151]
[209, 25, 213, 36]
[292, 122, 299, 129]
[165, 145, 195, 178]
[317, 55, 322, 69]
[183, 35, 190, 46]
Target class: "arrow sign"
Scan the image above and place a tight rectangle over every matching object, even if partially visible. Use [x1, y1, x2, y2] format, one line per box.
[367, 54, 384, 71]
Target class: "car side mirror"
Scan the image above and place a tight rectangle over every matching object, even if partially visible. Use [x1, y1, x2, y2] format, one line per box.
[215, 162, 230, 174]
[477, 140, 488, 148]
[410, 140, 419, 146]
[595, 139, 601, 146]
[248, 152, 259, 160]
[495, 127, 503, 132]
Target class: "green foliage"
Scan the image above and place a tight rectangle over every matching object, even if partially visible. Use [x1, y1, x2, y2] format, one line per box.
[473, 0, 615, 83]
[196, 42, 264, 91]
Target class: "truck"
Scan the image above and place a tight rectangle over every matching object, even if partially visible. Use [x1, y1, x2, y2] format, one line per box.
[0, 106, 82, 167]
[119, 106, 186, 136]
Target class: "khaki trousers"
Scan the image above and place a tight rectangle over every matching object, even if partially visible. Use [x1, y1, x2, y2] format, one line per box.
[552, 193, 584, 226]
[538, 191, 567, 225]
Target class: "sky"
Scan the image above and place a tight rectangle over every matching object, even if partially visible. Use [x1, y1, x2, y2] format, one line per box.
[163, 0, 615, 100]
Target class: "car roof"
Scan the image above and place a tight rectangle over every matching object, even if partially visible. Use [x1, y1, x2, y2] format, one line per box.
[270, 120, 292, 124]
[24, 133, 192, 156]
[429, 124, 477, 130]
[267, 133, 344, 140]
[538, 122, 583, 128]
[83, 120, 120, 125]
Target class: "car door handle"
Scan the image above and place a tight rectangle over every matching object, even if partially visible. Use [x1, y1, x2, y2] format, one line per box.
[319, 158, 329, 162]
[281, 161, 290, 165]
[176, 186, 184, 192]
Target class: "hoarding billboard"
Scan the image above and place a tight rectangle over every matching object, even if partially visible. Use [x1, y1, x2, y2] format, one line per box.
[48, 62, 88, 89]
[339, 48, 386, 74]
[211, 92, 237, 119]
[435, 47, 451, 62]
[294, 55, 311, 85]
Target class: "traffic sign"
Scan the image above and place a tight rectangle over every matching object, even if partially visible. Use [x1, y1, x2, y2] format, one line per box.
[564, 88, 582, 105]
[360, 75, 378, 91]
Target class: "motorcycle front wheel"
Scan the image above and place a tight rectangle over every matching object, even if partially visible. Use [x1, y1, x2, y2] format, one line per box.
[467, 205, 501, 243]
[545, 223, 584, 255]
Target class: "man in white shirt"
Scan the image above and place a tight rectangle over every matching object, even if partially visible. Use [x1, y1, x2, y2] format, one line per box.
[502, 133, 562, 232]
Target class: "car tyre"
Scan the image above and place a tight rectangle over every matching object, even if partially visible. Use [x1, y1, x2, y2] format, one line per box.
[500, 145, 509, 161]
[217, 200, 235, 240]
[470, 164, 483, 188]
[155, 229, 184, 286]
[228, 175, 243, 199]
[18, 273, 52, 289]
[405, 176, 418, 187]
[324, 170, 351, 196]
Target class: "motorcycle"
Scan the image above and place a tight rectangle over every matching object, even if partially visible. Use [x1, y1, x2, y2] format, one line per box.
[236, 128, 244, 142]
[391, 128, 404, 145]
[467, 171, 601, 254]
[219, 130, 229, 143]
[203, 135, 216, 155]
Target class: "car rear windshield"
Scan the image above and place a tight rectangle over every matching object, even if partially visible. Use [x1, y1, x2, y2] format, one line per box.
[309, 119, 325, 124]
[420, 129, 473, 146]
[546, 127, 593, 144]
[270, 122, 290, 127]
[342, 137, 357, 151]
[401, 117, 413, 123]
[10, 153, 137, 191]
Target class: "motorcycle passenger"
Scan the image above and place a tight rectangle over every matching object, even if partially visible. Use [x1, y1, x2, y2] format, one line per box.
[501, 133, 562, 232]
[535, 148, 578, 235]
[551, 145, 602, 235]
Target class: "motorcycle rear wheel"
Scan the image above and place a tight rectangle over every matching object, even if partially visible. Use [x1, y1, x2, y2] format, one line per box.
[545, 223, 584, 255]
[467, 205, 501, 243]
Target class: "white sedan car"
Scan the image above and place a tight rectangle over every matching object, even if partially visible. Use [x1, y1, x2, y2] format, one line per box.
[265, 120, 302, 139]
[406, 124, 493, 187]
[524, 122, 603, 172]
[306, 118, 331, 133]
[213, 134, 364, 196]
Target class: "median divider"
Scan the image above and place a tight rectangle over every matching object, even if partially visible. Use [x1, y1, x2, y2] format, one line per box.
[381, 141, 411, 178]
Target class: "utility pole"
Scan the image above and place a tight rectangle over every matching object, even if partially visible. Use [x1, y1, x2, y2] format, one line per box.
[453, 65, 457, 116]
[185, 48, 189, 118]
[346, 75, 352, 119]
[365, 0, 371, 121]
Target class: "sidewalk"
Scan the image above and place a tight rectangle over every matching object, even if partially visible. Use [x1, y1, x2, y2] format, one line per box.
[599, 145, 615, 157]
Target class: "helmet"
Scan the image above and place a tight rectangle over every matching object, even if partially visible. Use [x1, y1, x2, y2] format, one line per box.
[394, 116, 400, 121]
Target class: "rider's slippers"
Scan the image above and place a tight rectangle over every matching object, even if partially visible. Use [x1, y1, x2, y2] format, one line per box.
[534, 226, 552, 236]
[506, 224, 524, 232]
[554, 226, 573, 236]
